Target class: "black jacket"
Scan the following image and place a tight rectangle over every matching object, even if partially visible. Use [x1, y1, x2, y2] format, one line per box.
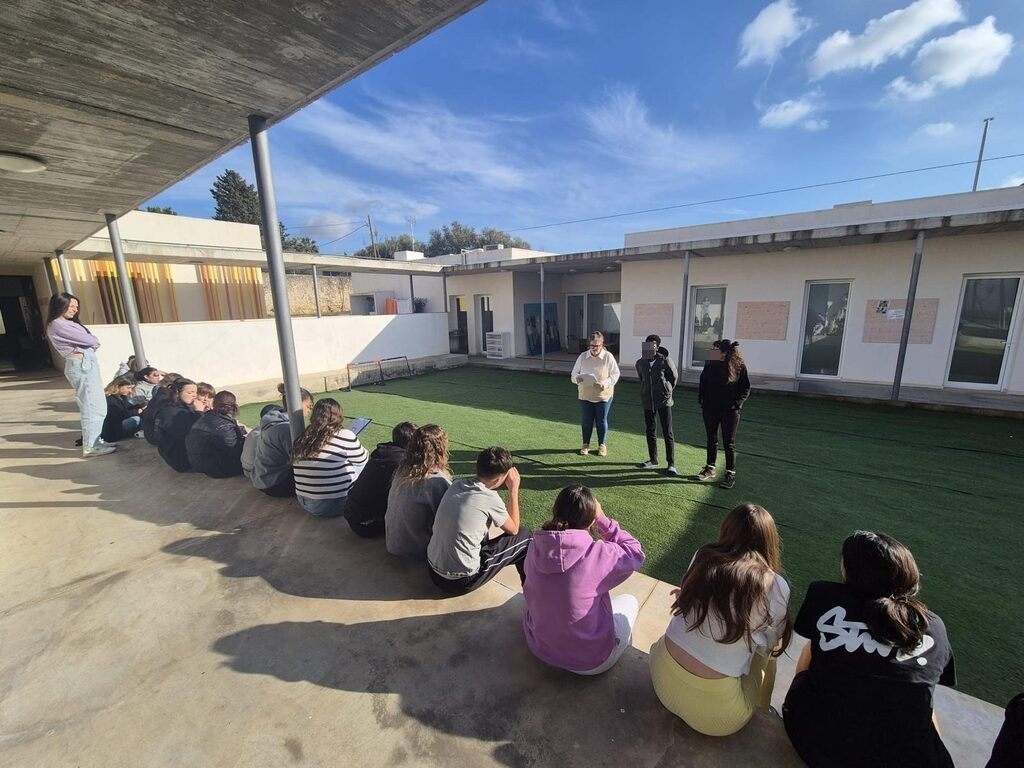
[699, 360, 751, 412]
[156, 403, 202, 473]
[635, 347, 677, 410]
[142, 388, 171, 445]
[344, 442, 406, 529]
[101, 394, 143, 442]
[186, 410, 247, 478]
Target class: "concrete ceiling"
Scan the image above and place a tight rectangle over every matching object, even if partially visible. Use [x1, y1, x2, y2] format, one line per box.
[0, 0, 484, 264]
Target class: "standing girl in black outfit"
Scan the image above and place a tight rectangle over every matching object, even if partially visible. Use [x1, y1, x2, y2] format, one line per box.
[697, 339, 750, 489]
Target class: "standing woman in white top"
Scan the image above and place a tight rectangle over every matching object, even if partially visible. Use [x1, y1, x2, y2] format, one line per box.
[570, 331, 620, 456]
[650, 503, 792, 736]
[291, 398, 368, 518]
[45, 292, 115, 457]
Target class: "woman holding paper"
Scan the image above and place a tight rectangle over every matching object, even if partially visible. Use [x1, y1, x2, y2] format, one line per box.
[571, 331, 620, 456]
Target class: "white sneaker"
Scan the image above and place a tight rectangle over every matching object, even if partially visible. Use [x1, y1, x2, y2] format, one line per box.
[666, 465, 679, 476]
[580, 445, 590, 456]
[636, 460, 657, 469]
[597, 444, 608, 457]
[83, 445, 116, 457]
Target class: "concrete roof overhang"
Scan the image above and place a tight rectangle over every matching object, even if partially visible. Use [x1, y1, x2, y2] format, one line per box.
[443, 207, 1024, 276]
[0, 0, 484, 265]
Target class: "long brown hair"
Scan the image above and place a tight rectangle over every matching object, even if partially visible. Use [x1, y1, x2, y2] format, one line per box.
[395, 424, 450, 483]
[292, 398, 343, 461]
[542, 484, 599, 532]
[105, 376, 134, 396]
[715, 339, 745, 384]
[671, 503, 792, 655]
[842, 531, 930, 654]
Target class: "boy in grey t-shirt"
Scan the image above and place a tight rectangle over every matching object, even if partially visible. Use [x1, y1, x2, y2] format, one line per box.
[427, 446, 532, 594]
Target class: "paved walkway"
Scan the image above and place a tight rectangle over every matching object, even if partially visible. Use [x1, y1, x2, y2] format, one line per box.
[471, 355, 1024, 416]
[0, 371, 1004, 766]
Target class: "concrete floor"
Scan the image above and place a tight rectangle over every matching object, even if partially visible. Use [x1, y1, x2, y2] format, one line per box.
[0, 371, 1004, 767]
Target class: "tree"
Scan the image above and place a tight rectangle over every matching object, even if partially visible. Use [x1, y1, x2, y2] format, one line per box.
[210, 168, 318, 252]
[142, 206, 178, 215]
[424, 220, 531, 257]
[351, 233, 425, 260]
[211, 169, 260, 224]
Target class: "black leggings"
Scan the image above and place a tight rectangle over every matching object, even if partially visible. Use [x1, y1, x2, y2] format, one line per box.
[703, 408, 740, 471]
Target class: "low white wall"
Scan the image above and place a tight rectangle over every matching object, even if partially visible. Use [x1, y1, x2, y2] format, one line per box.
[89, 313, 450, 389]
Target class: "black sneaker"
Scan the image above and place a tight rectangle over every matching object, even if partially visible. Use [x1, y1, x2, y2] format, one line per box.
[719, 471, 736, 489]
[697, 465, 716, 482]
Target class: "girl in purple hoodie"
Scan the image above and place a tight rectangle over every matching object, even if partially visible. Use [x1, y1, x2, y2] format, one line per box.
[523, 485, 645, 674]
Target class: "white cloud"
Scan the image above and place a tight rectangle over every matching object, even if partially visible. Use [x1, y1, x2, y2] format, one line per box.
[886, 17, 1014, 101]
[581, 86, 734, 174]
[758, 93, 827, 130]
[495, 36, 572, 62]
[289, 97, 530, 189]
[738, 0, 813, 67]
[809, 0, 963, 79]
[915, 121, 955, 137]
[1001, 174, 1024, 188]
[535, 0, 594, 32]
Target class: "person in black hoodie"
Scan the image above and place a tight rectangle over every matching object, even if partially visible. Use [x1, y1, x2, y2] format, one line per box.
[101, 376, 145, 442]
[343, 421, 417, 538]
[634, 333, 678, 475]
[697, 339, 750, 489]
[186, 390, 249, 478]
[142, 372, 181, 445]
[156, 378, 202, 472]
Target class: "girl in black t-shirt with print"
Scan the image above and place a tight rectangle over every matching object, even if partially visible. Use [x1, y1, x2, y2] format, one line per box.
[783, 531, 956, 767]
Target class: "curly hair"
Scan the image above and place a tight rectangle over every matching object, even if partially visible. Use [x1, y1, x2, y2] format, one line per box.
[715, 339, 746, 384]
[394, 424, 450, 484]
[291, 398, 343, 462]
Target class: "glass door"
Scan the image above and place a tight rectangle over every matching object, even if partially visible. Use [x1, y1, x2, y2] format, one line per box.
[566, 294, 585, 353]
[479, 295, 493, 351]
[690, 286, 726, 366]
[947, 276, 1021, 387]
[799, 282, 850, 376]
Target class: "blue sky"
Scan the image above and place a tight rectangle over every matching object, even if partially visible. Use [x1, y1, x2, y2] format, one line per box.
[146, 0, 1023, 255]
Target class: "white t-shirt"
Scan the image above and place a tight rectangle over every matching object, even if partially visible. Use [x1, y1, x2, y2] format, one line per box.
[664, 571, 790, 677]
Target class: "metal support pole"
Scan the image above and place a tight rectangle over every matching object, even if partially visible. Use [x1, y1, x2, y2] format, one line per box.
[43, 257, 59, 295]
[311, 265, 322, 318]
[539, 263, 546, 370]
[105, 214, 147, 368]
[892, 231, 925, 401]
[972, 117, 994, 192]
[677, 251, 691, 366]
[249, 113, 305, 440]
[409, 274, 415, 307]
[442, 273, 449, 312]
[55, 249, 72, 293]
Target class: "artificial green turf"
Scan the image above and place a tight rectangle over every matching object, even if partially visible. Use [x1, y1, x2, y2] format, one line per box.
[239, 367, 1024, 706]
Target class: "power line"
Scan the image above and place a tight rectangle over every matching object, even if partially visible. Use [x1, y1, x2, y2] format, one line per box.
[502, 152, 1024, 233]
[317, 222, 368, 248]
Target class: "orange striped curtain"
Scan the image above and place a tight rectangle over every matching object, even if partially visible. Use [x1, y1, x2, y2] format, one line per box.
[197, 265, 267, 320]
[83, 261, 180, 323]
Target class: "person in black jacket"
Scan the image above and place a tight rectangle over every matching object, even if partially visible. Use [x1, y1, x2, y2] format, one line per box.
[635, 334, 678, 475]
[142, 372, 181, 445]
[344, 421, 417, 538]
[697, 339, 750, 489]
[186, 391, 248, 478]
[101, 376, 145, 442]
[156, 378, 202, 473]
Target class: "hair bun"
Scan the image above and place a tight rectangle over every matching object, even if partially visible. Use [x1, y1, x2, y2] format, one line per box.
[277, 383, 286, 394]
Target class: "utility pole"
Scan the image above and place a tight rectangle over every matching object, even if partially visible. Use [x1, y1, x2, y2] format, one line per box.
[972, 117, 994, 192]
[406, 215, 417, 245]
[367, 213, 379, 259]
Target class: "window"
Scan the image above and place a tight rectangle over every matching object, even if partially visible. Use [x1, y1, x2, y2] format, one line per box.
[691, 286, 725, 366]
[799, 282, 850, 376]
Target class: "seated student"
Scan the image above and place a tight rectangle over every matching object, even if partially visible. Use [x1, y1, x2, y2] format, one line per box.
[142, 372, 181, 445]
[291, 398, 368, 518]
[346, 421, 417, 539]
[194, 381, 215, 413]
[156, 378, 203, 472]
[242, 404, 280, 483]
[426, 446, 532, 594]
[131, 366, 164, 404]
[650, 503, 792, 737]
[987, 693, 1024, 768]
[248, 384, 313, 497]
[783, 531, 956, 768]
[385, 424, 452, 557]
[523, 484, 645, 675]
[101, 376, 145, 443]
[186, 391, 248, 478]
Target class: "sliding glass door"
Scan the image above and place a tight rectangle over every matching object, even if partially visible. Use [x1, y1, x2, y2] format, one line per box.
[947, 276, 1021, 387]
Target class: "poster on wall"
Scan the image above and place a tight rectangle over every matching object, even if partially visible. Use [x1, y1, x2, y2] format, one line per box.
[524, 302, 561, 356]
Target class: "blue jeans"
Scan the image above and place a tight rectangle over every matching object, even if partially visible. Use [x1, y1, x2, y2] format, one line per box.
[297, 494, 348, 518]
[120, 415, 142, 437]
[580, 399, 613, 445]
[64, 349, 106, 451]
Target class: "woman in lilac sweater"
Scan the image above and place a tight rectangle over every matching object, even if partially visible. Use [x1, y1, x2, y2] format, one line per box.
[523, 485, 645, 674]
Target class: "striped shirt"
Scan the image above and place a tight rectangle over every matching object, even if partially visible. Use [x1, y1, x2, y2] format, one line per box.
[293, 429, 369, 500]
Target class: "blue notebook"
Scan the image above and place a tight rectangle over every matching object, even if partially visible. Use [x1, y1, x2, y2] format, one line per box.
[347, 417, 372, 436]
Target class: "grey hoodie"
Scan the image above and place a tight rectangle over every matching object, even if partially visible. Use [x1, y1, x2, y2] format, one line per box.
[246, 409, 294, 489]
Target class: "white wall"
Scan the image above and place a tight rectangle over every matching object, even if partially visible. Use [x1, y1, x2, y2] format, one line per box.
[620, 260, 686, 365]
[89, 313, 450, 389]
[84, 210, 263, 249]
[349, 273, 445, 315]
[446, 272, 514, 355]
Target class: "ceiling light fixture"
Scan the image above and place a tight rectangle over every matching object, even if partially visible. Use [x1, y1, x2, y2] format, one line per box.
[0, 151, 47, 173]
